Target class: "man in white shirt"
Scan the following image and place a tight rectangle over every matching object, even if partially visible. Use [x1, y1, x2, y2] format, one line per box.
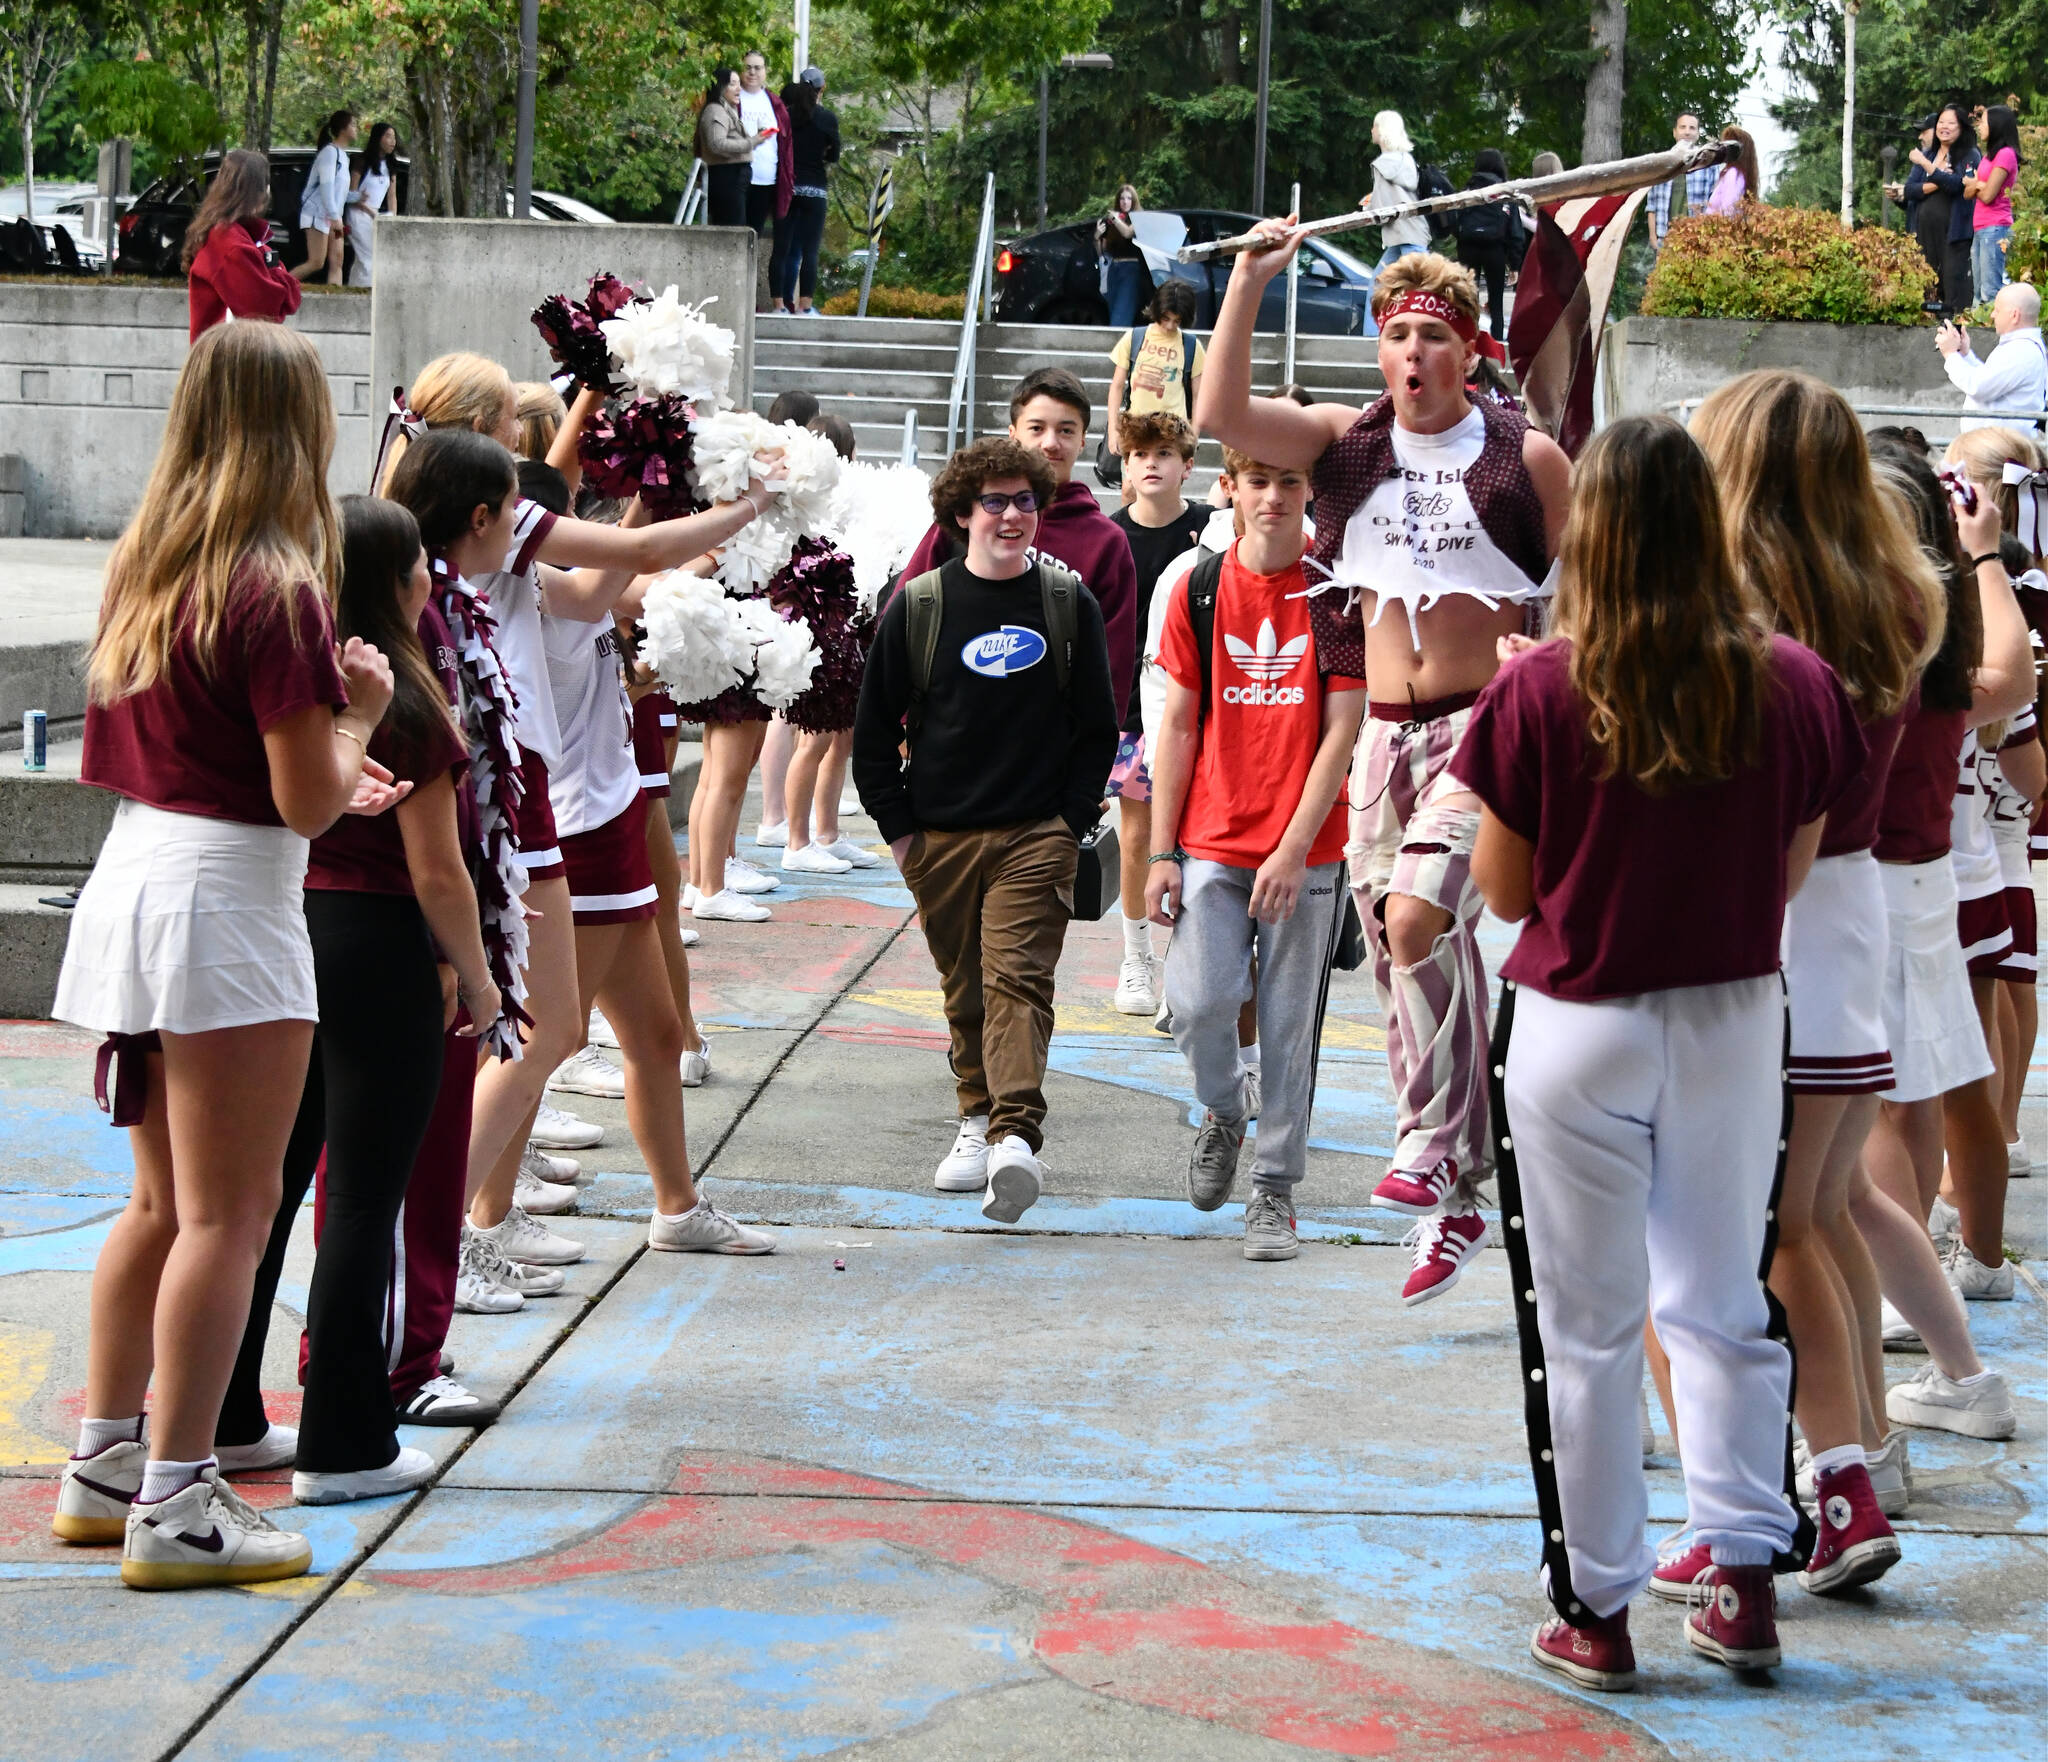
[1940, 281, 2048, 433]
[737, 51, 780, 237]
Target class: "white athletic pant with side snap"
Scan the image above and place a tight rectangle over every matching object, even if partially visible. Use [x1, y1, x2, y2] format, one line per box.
[1164, 857, 1348, 1193]
[1498, 976, 1797, 1617]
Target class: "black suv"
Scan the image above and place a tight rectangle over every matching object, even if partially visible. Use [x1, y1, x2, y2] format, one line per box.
[115, 147, 410, 278]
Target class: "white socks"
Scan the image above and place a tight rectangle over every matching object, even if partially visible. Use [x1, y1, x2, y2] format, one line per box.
[1121, 913, 1153, 959]
[1809, 1442, 1864, 1478]
[1242, 1041, 1261, 1070]
[139, 1457, 214, 1503]
[75, 1415, 143, 1458]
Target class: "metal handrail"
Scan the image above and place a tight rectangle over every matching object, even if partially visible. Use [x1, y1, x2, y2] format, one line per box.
[944, 174, 998, 459]
[901, 409, 921, 467]
[1669, 398, 2048, 427]
[1282, 179, 1301, 386]
[674, 160, 705, 227]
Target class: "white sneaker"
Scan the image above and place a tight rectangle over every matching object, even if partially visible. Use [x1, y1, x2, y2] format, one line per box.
[531, 1102, 604, 1150]
[549, 1045, 626, 1099]
[1885, 1362, 2019, 1439]
[683, 883, 700, 908]
[473, 1204, 585, 1266]
[2008, 1136, 2033, 1177]
[935, 1114, 991, 1191]
[838, 790, 860, 815]
[680, 923, 701, 947]
[214, 1423, 298, 1474]
[515, 1155, 578, 1216]
[982, 1133, 1042, 1223]
[755, 821, 789, 848]
[54, 1438, 145, 1543]
[1928, 1196, 1960, 1251]
[647, 1199, 777, 1254]
[783, 842, 853, 873]
[1113, 952, 1159, 1015]
[1867, 1430, 1912, 1516]
[725, 857, 780, 895]
[588, 1008, 619, 1049]
[123, 1466, 311, 1589]
[693, 887, 772, 922]
[820, 837, 880, 868]
[293, 1444, 435, 1506]
[680, 1040, 712, 1087]
[1944, 1238, 2016, 1300]
[1879, 1297, 1925, 1353]
[461, 1221, 568, 1295]
[524, 1140, 584, 1186]
[1640, 1387, 1657, 1464]
[454, 1228, 526, 1313]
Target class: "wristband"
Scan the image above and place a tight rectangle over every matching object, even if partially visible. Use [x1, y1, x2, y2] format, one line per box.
[1148, 850, 1187, 865]
[1971, 551, 2005, 570]
[739, 493, 762, 520]
[334, 725, 366, 750]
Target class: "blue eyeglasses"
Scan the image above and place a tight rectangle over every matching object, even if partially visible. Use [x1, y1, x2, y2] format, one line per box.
[977, 491, 1041, 515]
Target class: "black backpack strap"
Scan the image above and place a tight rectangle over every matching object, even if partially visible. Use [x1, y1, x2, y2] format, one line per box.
[903, 567, 945, 745]
[1188, 548, 1225, 726]
[1037, 560, 1078, 698]
[1122, 327, 1146, 410]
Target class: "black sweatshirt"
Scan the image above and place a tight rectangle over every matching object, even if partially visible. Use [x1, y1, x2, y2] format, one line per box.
[853, 557, 1119, 845]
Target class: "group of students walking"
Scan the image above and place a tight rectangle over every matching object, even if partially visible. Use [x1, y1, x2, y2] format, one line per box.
[43, 225, 2032, 1705]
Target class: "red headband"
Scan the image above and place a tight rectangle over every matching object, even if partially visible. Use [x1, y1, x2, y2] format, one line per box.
[1379, 288, 1506, 362]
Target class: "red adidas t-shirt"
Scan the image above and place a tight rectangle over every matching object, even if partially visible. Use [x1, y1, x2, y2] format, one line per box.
[1157, 544, 1365, 869]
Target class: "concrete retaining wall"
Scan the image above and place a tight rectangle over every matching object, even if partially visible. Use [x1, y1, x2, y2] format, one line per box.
[368, 220, 757, 478]
[0, 283, 372, 537]
[1601, 315, 1981, 429]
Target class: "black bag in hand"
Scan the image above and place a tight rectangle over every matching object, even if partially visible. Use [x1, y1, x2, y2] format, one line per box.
[1072, 818, 1121, 920]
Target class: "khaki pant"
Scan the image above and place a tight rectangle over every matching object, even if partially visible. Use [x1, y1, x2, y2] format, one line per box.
[903, 818, 1078, 1152]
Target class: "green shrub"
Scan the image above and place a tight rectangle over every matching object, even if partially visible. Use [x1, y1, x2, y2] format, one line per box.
[1642, 205, 1932, 326]
[821, 285, 967, 319]
[2001, 125, 2048, 286]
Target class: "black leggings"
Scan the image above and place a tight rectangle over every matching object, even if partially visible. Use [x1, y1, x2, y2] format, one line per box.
[774, 191, 828, 304]
[706, 163, 748, 227]
[1463, 241, 1508, 341]
[217, 890, 446, 1470]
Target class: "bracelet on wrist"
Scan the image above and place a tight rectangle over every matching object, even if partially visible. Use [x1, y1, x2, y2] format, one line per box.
[1148, 849, 1187, 866]
[334, 724, 366, 750]
[1971, 550, 2005, 570]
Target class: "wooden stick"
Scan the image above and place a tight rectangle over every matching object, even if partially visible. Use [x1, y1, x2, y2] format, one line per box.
[1176, 142, 1737, 263]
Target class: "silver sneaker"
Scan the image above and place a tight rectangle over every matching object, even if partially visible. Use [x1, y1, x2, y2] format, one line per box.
[1242, 1188, 1298, 1261]
[1885, 1362, 2018, 1439]
[647, 1200, 776, 1254]
[1188, 1110, 1246, 1212]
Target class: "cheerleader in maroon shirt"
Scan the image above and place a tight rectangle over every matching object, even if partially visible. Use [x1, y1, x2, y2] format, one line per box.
[50, 322, 395, 1588]
[1682, 372, 1943, 1594]
[1454, 415, 1864, 1689]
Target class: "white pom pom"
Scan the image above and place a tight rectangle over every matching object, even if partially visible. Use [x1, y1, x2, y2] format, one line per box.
[835, 462, 939, 610]
[600, 288, 736, 404]
[639, 569, 751, 703]
[688, 408, 777, 505]
[767, 421, 844, 536]
[716, 507, 798, 596]
[735, 599, 822, 709]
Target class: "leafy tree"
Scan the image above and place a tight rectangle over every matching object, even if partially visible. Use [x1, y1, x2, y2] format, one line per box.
[0, 1, 87, 211]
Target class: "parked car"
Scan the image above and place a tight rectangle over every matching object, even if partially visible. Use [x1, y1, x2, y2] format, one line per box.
[993, 208, 1377, 335]
[504, 189, 616, 225]
[0, 215, 105, 274]
[115, 147, 412, 279]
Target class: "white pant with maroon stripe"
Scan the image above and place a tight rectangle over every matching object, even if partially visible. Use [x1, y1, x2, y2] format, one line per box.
[1497, 976, 1798, 1618]
[1346, 706, 1489, 1201]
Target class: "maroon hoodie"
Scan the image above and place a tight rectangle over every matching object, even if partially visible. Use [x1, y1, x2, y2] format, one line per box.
[894, 478, 1139, 716]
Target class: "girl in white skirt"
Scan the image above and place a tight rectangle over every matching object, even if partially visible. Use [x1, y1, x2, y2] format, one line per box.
[50, 321, 397, 1588]
[1685, 373, 1944, 1595]
[383, 356, 767, 1288]
[1453, 415, 1865, 1690]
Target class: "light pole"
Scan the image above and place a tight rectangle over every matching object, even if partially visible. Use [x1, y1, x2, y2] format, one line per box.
[513, 0, 537, 218]
[1252, 0, 1272, 214]
[794, 0, 810, 82]
[1039, 53, 1113, 230]
[1841, 0, 1858, 226]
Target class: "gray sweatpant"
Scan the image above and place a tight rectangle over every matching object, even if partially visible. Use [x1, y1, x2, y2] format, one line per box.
[1163, 857, 1348, 1194]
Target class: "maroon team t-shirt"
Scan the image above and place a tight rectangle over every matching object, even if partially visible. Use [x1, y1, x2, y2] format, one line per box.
[307, 601, 469, 894]
[1872, 698, 1968, 864]
[1819, 689, 1914, 858]
[82, 575, 349, 827]
[1450, 635, 1866, 1001]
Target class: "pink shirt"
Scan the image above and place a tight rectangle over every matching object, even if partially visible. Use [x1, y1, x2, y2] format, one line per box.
[1704, 167, 1746, 215]
[1975, 147, 2018, 229]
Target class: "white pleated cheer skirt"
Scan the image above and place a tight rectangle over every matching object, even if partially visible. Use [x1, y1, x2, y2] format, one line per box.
[1877, 856, 1992, 1104]
[1783, 850, 1893, 1094]
[53, 799, 317, 1036]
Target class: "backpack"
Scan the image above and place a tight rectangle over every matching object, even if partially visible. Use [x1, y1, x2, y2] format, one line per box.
[1418, 161, 1457, 239]
[901, 558, 1080, 744]
[1454, 192, 1509, 246]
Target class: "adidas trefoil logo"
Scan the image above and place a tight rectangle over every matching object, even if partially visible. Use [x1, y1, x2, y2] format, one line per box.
[1224, 618, 1309, 681]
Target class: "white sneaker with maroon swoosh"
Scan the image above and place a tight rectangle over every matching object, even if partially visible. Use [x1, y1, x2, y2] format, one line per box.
[53, 1438, 145, 1544]
[122, 1466, 311, 1590]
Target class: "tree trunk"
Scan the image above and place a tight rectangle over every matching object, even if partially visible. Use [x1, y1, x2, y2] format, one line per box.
[240, 0, 261, 145]
[1219, 11, 1240, 85]
[258, 0, 284, 153]
[1580, 0, 1627, 166]
[20, 112, 33, 219]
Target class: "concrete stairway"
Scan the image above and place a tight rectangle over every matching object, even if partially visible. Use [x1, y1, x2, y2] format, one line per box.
[751, 314, 1385, 498]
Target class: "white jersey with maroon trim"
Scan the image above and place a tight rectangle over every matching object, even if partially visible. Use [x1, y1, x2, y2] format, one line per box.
[541, 608, 640, 839]
[1951, 731, 2005, 902]
[475, 498, 565, 771]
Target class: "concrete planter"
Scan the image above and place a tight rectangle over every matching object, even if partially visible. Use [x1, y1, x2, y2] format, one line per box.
[1601, 314, 1984, 432]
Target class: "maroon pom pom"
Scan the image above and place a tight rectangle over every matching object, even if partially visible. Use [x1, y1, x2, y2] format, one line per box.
[578, 395, 705, 518]
[769, 538, 866, 733]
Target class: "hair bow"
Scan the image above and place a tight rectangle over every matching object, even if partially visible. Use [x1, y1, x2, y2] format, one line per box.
[2001, 458, 2048, 559]
[373, 386, 428, 490]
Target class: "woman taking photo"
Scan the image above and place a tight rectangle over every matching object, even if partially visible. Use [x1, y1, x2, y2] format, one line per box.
[1097, 183, 1147, 329]
[183, 149, 300, 342]
[697, 68, 770, 229]
[50, 321, 395, 1587]
[772, 69, 839, 316]
[296, 109, 356, 285]
[345, 120, 400, 288]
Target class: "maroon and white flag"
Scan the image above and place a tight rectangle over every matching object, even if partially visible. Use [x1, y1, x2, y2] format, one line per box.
[1505, 188, 1650, 458]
